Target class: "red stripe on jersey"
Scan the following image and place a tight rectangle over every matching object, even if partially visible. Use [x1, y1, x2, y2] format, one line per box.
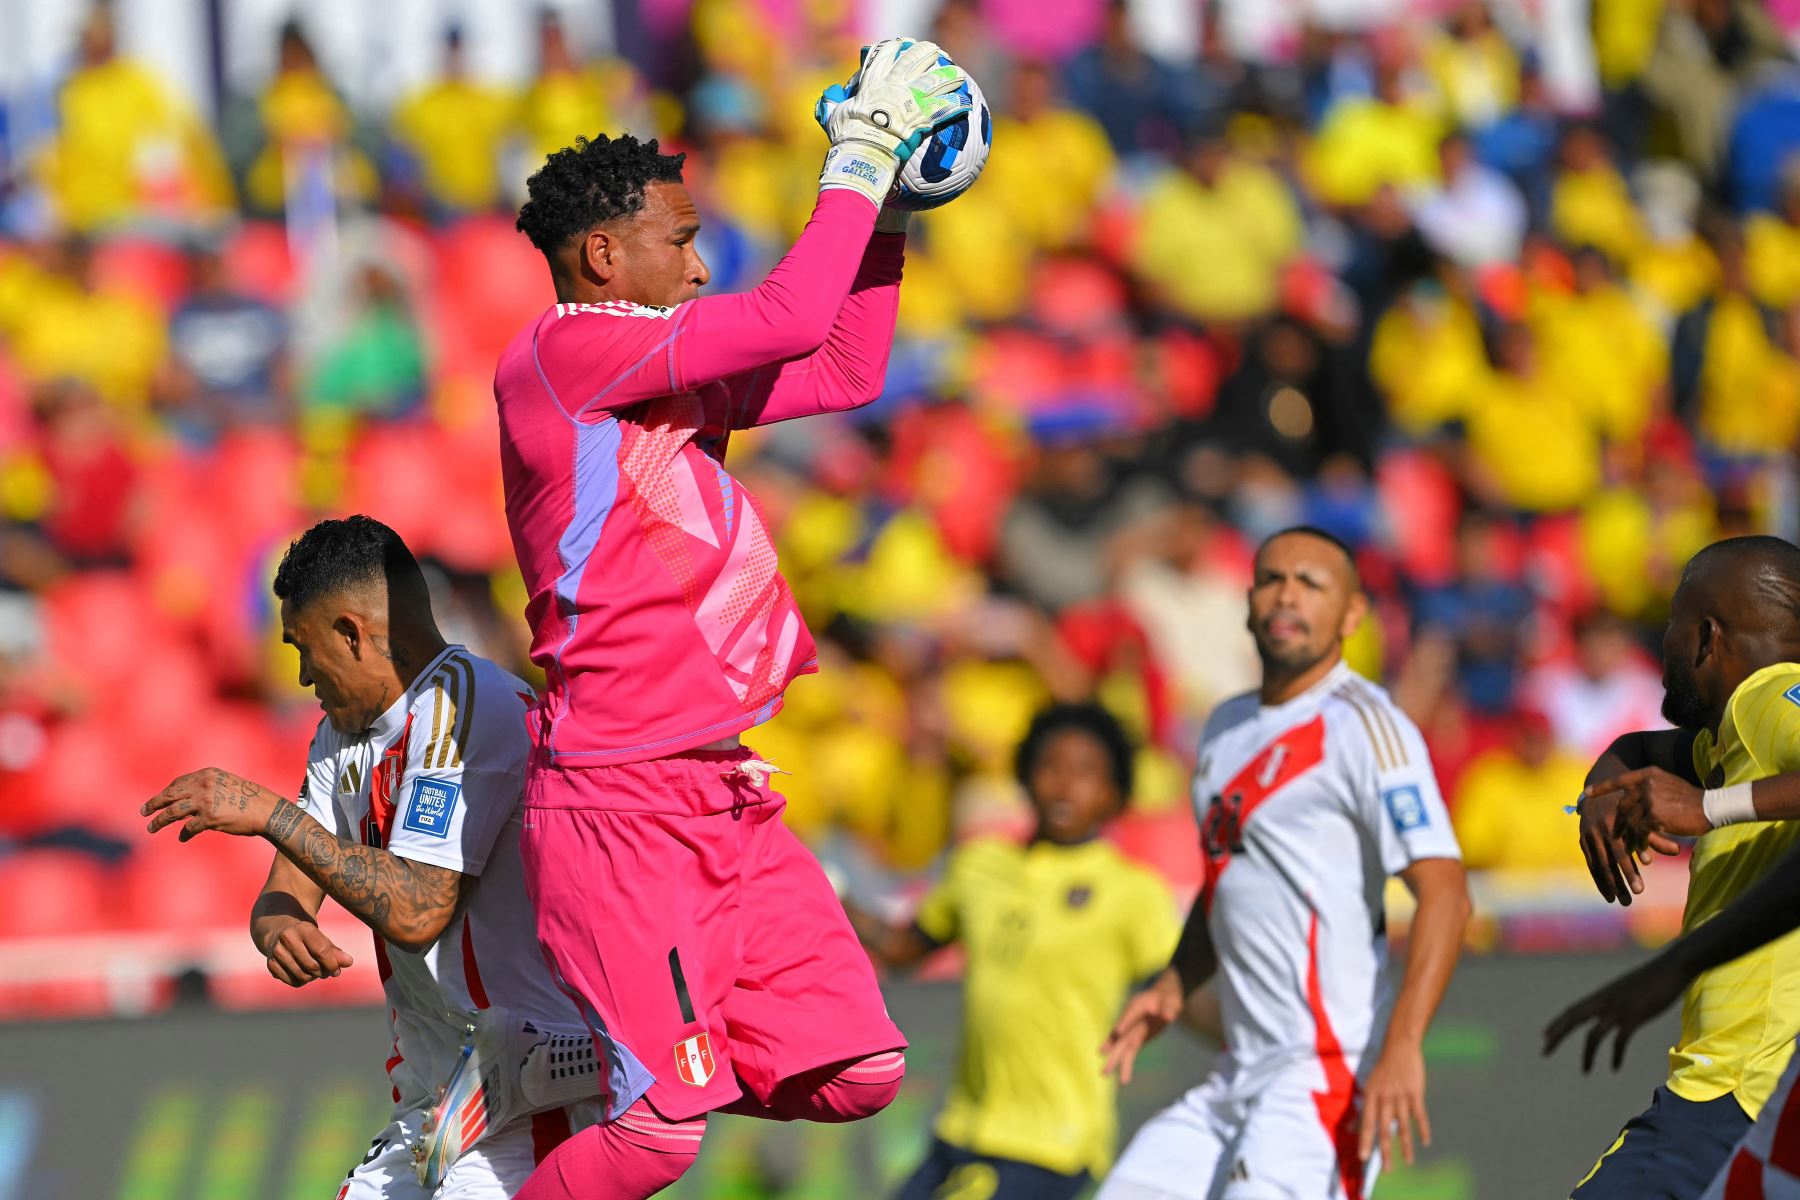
[1727, 1147, 1767, 1200]
[532, 1108, 574, 1165]
[386, 1008, 405, 1105]
[1200, 715, 1328, 913]
[1307, 912, 1365, 1200]
[461, 920, 491, 1010]
[1766, 1073, 1800, 1177]
[363, 715, 415, 985]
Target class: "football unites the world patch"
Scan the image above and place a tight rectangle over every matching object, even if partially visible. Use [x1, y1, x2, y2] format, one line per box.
[403, 778, 461, 838]
[1383, 784, 1430, 832]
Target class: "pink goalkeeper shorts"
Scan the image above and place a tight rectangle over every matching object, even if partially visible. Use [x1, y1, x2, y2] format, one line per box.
[519, 745, 906, 1123]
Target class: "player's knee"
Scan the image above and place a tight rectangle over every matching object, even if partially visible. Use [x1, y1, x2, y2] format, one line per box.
[516, 1101, 703, 1200]
[814, 1049, 907, 1122]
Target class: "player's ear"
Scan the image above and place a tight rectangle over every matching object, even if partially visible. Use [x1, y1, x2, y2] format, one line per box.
[333, 613, 362, 658]
[1695, 615, 1718, 667]
[581, 228, 616, 285]
[1340, 590, 1369, 641]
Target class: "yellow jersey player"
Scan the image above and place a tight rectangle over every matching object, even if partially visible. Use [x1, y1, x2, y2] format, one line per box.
[845, 702, 1180, 1199]
[1549, 536, 1800, 1197]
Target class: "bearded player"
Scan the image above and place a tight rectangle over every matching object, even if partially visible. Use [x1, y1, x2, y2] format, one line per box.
[491, 39, 971, 1199]
[1098, 527, 1471, 1200]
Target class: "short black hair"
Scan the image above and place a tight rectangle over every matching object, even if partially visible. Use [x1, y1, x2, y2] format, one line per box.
[1258, 525, 1363, 589]
[515, 133, 687, 257]
[1014, 702, 1136, 803]
[272, 515, 426, 613]
[1685, 535, 1800, 629]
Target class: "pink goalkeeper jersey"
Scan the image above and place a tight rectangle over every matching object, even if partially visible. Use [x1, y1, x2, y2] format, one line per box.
[495, 188, 901, 765]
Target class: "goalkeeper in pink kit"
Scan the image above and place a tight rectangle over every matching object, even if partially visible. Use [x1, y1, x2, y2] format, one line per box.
[492, 39, 970, 1198]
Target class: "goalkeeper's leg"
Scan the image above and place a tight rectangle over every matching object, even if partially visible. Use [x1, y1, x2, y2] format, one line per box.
[513, 1099, 705, 1200]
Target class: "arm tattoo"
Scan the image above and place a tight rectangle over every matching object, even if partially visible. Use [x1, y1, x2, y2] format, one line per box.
[262, 803, 460, 949]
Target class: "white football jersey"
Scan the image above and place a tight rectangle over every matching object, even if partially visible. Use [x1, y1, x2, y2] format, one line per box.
[299, 645, 636, 1111]
[1191, 661, 1460, 1095]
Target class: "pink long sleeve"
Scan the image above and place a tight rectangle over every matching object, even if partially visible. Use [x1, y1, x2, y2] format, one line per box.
[722, 231, 905, 429]
[528, 189, 893, 425]
[668, 188, 881, 392]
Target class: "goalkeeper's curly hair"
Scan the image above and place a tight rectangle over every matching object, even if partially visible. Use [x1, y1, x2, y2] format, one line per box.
[515, 133, 687, 256]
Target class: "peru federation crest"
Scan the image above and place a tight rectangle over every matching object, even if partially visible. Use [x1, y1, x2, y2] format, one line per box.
[675, 1032, 715, 1087]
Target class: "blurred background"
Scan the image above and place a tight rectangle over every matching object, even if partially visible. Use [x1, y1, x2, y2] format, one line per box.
[1, 0, 1795, 1193]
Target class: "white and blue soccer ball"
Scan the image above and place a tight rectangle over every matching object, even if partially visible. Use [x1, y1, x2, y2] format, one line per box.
[891, 63, 992, 212]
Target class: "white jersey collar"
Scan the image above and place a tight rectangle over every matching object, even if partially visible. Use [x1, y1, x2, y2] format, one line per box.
[363, 644, 463, 745]
[1258, 659, 1356, 717]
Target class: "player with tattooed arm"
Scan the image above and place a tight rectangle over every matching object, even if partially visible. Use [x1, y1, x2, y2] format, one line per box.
[141, 516, 652, 1199]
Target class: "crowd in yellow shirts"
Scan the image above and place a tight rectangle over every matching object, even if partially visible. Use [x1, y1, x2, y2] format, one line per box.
[6, 0, 1800, 943]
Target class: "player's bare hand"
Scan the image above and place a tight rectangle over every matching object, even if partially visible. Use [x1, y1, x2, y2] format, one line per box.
[1542, 953, 1688, 1073]
[1101, 968, 1183, 1085]
[1589, 767, 1709, 842]
[263, 921, 354, 987]
[1358, 1040, 1429, 1165]
[1577, 787, 1662, 906]
[142, 768, 273, 841]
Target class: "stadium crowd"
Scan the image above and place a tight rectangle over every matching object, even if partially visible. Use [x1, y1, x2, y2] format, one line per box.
[3, 0, 1799, 948]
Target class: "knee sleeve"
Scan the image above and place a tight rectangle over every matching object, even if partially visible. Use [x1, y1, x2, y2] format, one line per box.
[514, 1099, 703, 1200]
[722, 1049, 907, 1124]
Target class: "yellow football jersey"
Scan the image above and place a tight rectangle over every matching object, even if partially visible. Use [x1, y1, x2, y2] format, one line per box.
[914, 836, 1179, 1176]
[1672, 662, 1800, 1116]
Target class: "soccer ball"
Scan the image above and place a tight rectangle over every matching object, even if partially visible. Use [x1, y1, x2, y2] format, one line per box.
[890, 64, 992, 212]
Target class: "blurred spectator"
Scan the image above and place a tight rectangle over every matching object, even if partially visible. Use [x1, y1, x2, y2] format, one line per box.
[1423, 0, 1523, 130]
[1462, 322, 1603, 513]
[26, 380, 137, 566]
[1672, 221, 1800, 459]
[1202, 318, 1360, 476]
[301, 264, 425, 420]
[1549, 125, 1643, 268]
[1368, 274, 1488, 436]
[522, 9, 642, 168]
[997, 421, 1165, 612]
[1523, 606, 1668, 757]
[242, 20, 377, 216]
[35, 5, 233, 233]
[12, 0, 1800, 951]
[1305, 48, 1444, 207]
[389, 27, 519, 217]
[983, 60, 1116, 252]
[1129, 125, 1302, 324]
[1412, 131, 1528, 267]
[1063, 0, 1192, 156]
[5, 237, 166, 413]
[1471, 61, 1560, 221]
[158, 246, 290, 442]
[1414, 512, 1534, 714]
[1116, 501, 1259, 726]
[1628, 160, 1719, 318]
[1452, 709, 1588, 872]
[1745, 154, 1800, 308]
[1532, 245, 1667, 445]
[1642, 0, 1790, 179]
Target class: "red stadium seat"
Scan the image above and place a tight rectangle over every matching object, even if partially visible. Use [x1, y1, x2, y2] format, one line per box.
[0, 850, 113, 938]
[40, 572, 159, 696]
[90, 239, 191, 314]
[428, 215, 549, 376]
[119, 822, 274, 933]
[221, 222, 298, 304]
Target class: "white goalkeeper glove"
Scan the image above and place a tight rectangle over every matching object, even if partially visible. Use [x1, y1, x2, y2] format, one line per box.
[816, 37, 971, 213]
